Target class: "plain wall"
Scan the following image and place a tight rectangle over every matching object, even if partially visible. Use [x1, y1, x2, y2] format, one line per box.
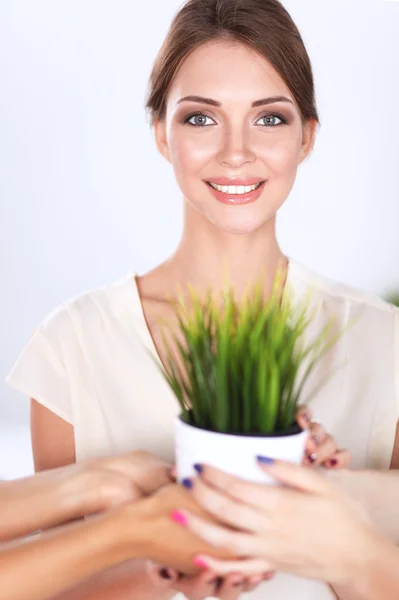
[1, 0, 398, 476]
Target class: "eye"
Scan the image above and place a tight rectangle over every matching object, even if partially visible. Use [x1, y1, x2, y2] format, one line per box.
[184, 112, 216, 127]
[255, 112, 288, 127]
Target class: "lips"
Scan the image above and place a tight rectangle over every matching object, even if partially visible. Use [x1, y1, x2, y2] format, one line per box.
[205, 177, 265, 186]
[205, 179, 267, 206]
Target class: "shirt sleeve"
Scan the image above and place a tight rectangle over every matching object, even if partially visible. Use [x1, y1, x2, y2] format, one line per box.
[6, 308, 74, 425]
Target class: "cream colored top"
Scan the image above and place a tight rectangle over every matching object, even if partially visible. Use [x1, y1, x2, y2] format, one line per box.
[6, 259, 399, 600]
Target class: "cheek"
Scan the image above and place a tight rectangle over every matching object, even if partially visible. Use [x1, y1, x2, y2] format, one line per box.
[264, 141, 299, 177]
[168, 128, 216, 183]
[257, 130, 303, 176]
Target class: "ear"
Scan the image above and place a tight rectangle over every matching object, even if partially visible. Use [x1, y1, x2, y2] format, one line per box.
[154, 119, 171, 163]
[298, 118, 318, 164]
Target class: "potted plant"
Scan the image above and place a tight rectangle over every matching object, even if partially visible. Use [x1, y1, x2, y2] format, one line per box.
[158, 274, 339, 484]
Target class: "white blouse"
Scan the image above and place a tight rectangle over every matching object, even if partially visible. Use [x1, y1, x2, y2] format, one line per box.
[6, 258, 399, 600]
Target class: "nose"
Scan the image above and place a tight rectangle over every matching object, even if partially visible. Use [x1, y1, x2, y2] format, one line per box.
[216, 125, 256, 168]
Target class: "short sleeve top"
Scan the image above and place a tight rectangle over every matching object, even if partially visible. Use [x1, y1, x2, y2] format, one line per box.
[6, 258, 399, 600]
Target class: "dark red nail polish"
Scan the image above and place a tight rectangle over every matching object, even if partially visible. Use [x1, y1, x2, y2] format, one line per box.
[159, 568, 172, 579]
[308, 453, 317, 463]
[329, 458, 338, 467]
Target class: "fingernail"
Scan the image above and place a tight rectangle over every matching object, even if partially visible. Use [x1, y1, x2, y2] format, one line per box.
[263, 571, 275, 580]
[182, 478, 193, 489]
[159, 567, 172, 579]
[193, 463, 203, 473]
[327, 458, 338, 467]
[308, 453, 317, 463]
[171, 510, 188, 526]
[257, 455, 274, 464]
[193, 557, 208, 569]
[302, 411, 311, 422]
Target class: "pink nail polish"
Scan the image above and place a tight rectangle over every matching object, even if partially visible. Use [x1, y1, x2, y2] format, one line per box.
[171, 510, 188, 526]
[193, 557, 209, 569]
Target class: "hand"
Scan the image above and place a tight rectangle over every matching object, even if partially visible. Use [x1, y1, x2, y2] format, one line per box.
[170, 460, 381, 585]
[51, 451, 173, 523]
[296, 406, 351, 469]
[119, 483, 264, 598]
[148, 564, 267, 600]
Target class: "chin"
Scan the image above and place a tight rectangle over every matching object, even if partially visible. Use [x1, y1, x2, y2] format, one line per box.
[207, 209, 275, 236]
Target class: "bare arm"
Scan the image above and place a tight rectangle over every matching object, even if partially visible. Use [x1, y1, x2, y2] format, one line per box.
[332, 539, 399, 600]
[326, 420, 399, 546]
[30, 400, 173, 600]
[0, 474, 232, 600]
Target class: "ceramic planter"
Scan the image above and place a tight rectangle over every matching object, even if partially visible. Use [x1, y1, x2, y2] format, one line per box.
[175, 415, 308, 484]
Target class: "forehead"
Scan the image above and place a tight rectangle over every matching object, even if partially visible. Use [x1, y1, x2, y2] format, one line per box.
[168, 40, 294, 107]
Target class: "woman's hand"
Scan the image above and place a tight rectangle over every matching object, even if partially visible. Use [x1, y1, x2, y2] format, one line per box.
[0, 450, 173, 541]
[148, 564, 266, 600]
[170, 460, 382, 586]
[53, 450, 173, 521]
[296, 406, 351, 469]
[119, 484, 264, 599]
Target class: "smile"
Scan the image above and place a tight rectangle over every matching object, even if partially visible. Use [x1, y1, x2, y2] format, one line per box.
[207, 181, 264, 195]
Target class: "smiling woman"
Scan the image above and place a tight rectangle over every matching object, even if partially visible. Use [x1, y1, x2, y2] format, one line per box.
[5, 1, 399, 600]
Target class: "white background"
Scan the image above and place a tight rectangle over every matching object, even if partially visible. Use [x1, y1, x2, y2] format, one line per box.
[1, 0, 398, 478]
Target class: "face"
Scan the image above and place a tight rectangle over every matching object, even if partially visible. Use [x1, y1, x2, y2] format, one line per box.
[155, 40, 317, 235]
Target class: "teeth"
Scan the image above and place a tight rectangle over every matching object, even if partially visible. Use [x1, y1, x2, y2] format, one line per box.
[209, 182, 261, 194]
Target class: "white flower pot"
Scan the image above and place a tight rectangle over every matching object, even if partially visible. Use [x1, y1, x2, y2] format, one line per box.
[175, 416, 308, 484]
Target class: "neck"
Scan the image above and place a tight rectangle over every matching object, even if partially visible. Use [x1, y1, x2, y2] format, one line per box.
[166, 203, 287, 300]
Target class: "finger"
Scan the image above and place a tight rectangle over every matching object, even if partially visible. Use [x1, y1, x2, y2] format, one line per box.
[187, 475, 264, 532]
[324, 449, 352, 469]
[147, 562, 179, 587]
[304, 422, 328, 455]
[173, 569, 219, 600]
[256, 458, 333, 495]
[216, 572, 247, 600]
[296, 405, 314, 430]
[173, 510, 258, 556]
[242, 573, 266, 592]
[304, 434, 337, 467]
[101, 451, 173, 494]
[193, 555, 271, 577]
[194, 464, 281, 511]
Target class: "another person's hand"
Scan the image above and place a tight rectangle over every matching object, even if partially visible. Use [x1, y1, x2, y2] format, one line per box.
[170, 460, 384, 586]
[0, 450, 173, 540]
[148, 564, 266, 600]
[52, 450, 173, 519]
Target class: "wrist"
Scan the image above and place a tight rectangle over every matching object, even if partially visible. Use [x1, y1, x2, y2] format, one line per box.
[345, 532, 399, 599]
[99, 503, 145, 567]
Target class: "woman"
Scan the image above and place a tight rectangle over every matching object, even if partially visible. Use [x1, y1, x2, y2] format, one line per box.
[6, 0, 398, 598]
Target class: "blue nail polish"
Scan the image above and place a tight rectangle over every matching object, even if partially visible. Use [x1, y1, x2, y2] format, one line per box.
[182, 478, 193, 489]
[257, 456, 274, 465]
[193, 464, 203, 473]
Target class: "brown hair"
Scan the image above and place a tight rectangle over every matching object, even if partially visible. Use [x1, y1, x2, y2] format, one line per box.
[146, 0, 319, 125]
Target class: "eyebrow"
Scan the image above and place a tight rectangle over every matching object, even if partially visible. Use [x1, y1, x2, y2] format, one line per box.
[176, 95, 294, 107]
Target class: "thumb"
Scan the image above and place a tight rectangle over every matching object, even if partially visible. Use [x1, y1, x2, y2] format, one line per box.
[257, 458, 333, 496]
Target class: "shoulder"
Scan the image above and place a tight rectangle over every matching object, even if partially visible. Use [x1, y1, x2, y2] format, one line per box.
[36, 273, 137, 344]
[291, 259, 398, 318]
